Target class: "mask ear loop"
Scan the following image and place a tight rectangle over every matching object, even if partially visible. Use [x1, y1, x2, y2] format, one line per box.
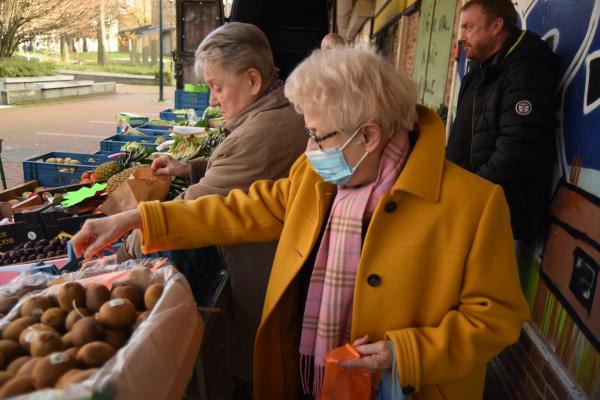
[341, 126, 370, 171]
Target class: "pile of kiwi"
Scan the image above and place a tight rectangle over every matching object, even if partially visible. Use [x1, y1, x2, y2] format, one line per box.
[0, 280, 164, 397]
[0, 238, 69, 266]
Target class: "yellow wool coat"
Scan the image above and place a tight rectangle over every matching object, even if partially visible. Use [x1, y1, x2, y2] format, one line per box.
[139, 106, 529, 400]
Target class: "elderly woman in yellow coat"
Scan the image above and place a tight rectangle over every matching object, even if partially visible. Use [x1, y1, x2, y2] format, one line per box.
[72, 46, 529, 400]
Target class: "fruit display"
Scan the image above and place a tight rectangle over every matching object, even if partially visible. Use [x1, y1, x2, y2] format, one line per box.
[0, 263, 201, 399]
[0, 278, 165, 396]
[0, 238, 68, 266]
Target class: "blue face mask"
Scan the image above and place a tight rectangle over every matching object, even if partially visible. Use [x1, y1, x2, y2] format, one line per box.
[305, 127, 369, 185]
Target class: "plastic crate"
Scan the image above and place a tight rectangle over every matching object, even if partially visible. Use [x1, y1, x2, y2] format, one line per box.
[134, 127, 172, 136]
[100, 135, 160, 153]
[159, 109, 189, 122]
[23, 152, 110, 187]
[174, 89, 210, 113]
[137, 123, 172, 131]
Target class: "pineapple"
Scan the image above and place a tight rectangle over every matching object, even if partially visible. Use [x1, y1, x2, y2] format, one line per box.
[92, 160, 122, 182]
[106, 165, 149, 193]
[92, 147, 149, 182]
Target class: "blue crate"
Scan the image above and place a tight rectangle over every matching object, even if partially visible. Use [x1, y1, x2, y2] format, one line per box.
[159, 109, 189, 122]
[174, 89, 210, 113]
[138, 123, 172, 131]
[100, 135, 160, 153]
[23, 152, 110, 187]
[134, 127, 172, 136]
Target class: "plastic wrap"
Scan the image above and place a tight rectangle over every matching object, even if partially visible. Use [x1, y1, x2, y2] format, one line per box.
[1, 259, 204, 400]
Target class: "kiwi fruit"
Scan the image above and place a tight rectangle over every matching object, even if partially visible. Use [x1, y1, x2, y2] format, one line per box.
[65, 346, 79, 360]
[20, 296, 53, 320]
[0, 370, 13, 387]
[0, 339, 21, 363]
[2, 316, 35, 341]
[16, 357, 41, 376]
[19, 323, 58, 352]
[55, 368, 98, 389]
[65, 307, 93, 331]
[103, 329, 129, 350]
[0, 296, 18, 314]
[30, 331, 63, 357]
[62, 331, 74, 349]
[111, 285, 143, 310]
[85, 284, 110, 312]
[144, 283, 164, 310]
[57, 282, 86, 310]
[71, 317, 103, 347]
[7, 356, 31, 375]
[98, 298, 136, 329]
[31, 351, 78, 389]
[41, 307, 68, 331]
[134, 311, 150, 330]
[77, 341, 116, 368]
[0, 375, 35, 397]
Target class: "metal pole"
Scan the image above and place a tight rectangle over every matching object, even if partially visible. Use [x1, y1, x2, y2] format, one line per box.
[159, 0, 164, 101]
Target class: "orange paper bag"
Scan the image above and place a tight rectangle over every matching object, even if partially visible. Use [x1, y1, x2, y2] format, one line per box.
[322, 343, 372, 400]
[98, 167, 170, 215]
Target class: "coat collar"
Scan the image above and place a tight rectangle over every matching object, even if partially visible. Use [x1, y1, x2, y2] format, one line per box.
[391, 105, 445, 202]
[225, 86, 290, 132]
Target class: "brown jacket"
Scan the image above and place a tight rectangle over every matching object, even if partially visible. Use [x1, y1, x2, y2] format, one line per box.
[118, 86, 307, 380]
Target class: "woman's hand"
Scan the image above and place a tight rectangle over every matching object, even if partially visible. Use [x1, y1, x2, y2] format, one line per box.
[338, 335, 393, 372]
[72, 209, 142, 260]
[80, 253, 118, 270]
[151, 155, 191, 178]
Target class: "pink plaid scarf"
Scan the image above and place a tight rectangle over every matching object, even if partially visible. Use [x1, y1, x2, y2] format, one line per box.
[299, 131, 410, 396]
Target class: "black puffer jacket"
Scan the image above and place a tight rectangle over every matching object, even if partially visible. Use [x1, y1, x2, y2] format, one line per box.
[447, 29, 559, 241]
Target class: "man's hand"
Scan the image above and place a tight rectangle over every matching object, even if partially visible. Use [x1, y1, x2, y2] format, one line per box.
[72, 209, 142, 260]
[151, 155, 191, 178]
[338, 335, 393, 372]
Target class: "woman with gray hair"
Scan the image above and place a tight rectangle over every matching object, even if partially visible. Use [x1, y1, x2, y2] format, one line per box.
[94, 22, 306, 397]
[73, 46, 529, 399]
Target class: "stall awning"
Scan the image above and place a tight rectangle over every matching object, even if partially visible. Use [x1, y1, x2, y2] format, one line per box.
[372, 0, 417, 35]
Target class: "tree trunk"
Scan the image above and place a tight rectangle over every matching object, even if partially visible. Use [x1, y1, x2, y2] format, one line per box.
[97, 0, 107, 66]
[82, 38, 88, 52]
[70, 38, 77, 53]
[60, 36, 70, 61]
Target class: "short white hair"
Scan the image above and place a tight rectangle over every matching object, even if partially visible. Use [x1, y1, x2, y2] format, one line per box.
[194, 22, 277, 81]
[284, 46, 418, 137]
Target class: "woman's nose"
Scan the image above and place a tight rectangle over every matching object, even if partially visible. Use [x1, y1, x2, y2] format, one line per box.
[209, 92, 219, 107]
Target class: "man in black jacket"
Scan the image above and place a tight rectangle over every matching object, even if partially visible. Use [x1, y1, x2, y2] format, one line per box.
[447, 0, 559, 241]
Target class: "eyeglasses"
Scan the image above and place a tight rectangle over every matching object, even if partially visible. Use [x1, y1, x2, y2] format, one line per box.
[304, 126, 339, 150]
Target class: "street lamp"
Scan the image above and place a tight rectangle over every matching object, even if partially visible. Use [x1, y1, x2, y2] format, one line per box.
[159, 0, 164, 101]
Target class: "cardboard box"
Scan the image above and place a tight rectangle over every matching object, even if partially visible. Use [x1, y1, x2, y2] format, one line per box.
[0, 223, 46, 252]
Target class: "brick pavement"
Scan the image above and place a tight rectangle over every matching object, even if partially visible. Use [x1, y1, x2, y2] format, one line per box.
[0, 84, 175, 189]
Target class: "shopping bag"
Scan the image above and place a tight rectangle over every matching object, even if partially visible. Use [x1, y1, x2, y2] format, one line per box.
[322, 343, 372, 400]
[98, 167, 170, 215]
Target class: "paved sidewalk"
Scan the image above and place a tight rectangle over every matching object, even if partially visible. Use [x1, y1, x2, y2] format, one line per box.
[0, 84, 174, 189]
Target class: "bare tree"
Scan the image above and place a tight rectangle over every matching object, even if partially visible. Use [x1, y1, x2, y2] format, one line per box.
[0, 0, 100, 58]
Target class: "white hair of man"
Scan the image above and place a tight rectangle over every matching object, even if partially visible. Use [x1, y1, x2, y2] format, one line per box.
[194, 22, 277, 81]
[284, 46, 418, 138]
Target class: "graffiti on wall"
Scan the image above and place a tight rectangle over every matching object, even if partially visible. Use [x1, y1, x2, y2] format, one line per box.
[520, 1, 600, 397]
[452, 1, 600, 397]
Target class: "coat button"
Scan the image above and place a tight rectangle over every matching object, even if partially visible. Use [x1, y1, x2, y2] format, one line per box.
[402, 386, 415, 395]
[384, 201, 397, 213]
[367, 274, 381, 287]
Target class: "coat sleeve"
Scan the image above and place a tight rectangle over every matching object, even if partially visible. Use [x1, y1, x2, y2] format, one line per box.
[385, 185, 529, 390]
[138, 157, 304, 253]
[478, 58, 557, 184]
